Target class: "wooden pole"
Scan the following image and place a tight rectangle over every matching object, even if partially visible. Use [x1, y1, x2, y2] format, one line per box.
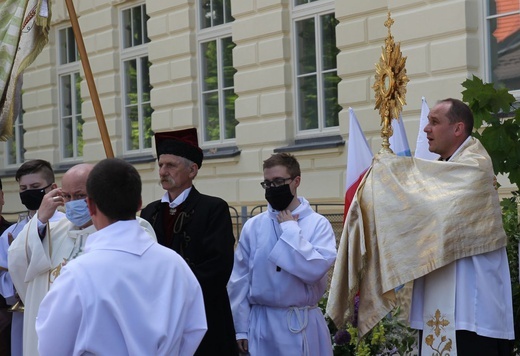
[64, 0, 114, 158]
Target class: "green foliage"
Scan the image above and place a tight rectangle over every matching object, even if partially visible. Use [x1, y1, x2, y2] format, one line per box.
[501, 193, 520, 353]
[318, 295, 418, 355]
[462, 76, 520, 188]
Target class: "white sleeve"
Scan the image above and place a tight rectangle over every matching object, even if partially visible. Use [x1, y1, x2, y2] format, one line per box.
[227, 226, 252, 337]
[36, 267, 82, 356]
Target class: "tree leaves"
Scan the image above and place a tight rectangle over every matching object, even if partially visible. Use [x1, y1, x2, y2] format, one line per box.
[462, 75, 520, 190]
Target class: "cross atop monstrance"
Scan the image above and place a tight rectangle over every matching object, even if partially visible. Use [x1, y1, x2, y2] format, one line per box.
[372, 12, 409, 153]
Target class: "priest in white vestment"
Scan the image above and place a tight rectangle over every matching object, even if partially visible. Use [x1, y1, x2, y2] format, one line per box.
[327, 98, 514, 355]
[9, 163, 157, 356]
[36, 158, 207, 355]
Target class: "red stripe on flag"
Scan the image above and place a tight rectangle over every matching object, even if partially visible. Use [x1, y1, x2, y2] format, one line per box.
[343, 168, 369, 221]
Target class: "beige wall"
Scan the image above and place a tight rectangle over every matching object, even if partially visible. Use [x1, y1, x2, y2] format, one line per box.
[0, 0, 514, 217]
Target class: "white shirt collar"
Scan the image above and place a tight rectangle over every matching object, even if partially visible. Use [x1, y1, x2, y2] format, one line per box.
[160, 187, 192, 209]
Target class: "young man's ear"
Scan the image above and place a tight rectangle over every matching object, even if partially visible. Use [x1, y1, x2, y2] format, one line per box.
[293, 176, 301, 188]
[86, 197, 97, 218]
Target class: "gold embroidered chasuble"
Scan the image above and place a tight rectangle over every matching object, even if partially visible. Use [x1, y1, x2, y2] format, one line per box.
[326, 137, 508, 337]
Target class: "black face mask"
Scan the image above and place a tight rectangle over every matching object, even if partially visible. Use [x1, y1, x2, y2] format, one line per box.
[265, 184, 294, 211]
[19, 183, 52, 211]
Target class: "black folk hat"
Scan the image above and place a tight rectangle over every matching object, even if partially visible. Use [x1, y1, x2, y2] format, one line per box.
[155, 128, 203, 168]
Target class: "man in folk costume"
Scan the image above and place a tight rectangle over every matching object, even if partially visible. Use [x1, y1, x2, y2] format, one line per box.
[327, 98, 514, 355]
[9, 163, 156, 356]
[140, 128, 238, 355]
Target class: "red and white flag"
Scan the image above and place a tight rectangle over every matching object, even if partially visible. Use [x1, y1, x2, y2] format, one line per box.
[344, 107, 373, 219]
[414, 97, 439, 160]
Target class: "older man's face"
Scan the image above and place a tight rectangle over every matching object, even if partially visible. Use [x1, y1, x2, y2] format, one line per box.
[158, 154, 196, 193]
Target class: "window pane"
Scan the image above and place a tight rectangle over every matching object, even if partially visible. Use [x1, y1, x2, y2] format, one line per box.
[213, 0, 224, 26]
[200, 0, 233, 28]
[132, 6, 143, 46]
[488, 1, 520, 91]
[140, 57, 151, 102]
[7, 113, 24, 165]
[59, 29, 67, 65]
[122, 8, 132, 49]
[126, 105, 139, 150]
[124, 59, 138, 105]
[202, 41, 218, 91]
[63, 117, 73, 158]
[298, 75, 318, 130]
[77, 116, 84, 157]
[59, 27, 77, 65]
[75, 73, 82, 115]
[295, 0, 318, 6]
[67, 28, 77, 62]
[321, 14, 339, 70]
[142, 6, 149, 44]
[203, 92, 220, 141]
[60, 75, 72, 117]
[223, 89, 237, 139]
[224, 0, 234, 24]
[7, 138, 16, 165]
[296, 18, 316, 75]
[200, 0, 212, 28]
[143, 104, 153, 149]
[222, 37, 236, 88]
[122, 5, 149, 49]
[489, 0, 519, 16]
[323, 71, 340, 127]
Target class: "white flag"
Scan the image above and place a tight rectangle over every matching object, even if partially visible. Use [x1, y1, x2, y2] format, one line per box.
[414, 97, 439, 160]
[389, 116, 411, 156]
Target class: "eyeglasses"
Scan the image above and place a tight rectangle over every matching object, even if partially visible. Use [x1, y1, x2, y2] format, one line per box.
[260, 177, 293, 189]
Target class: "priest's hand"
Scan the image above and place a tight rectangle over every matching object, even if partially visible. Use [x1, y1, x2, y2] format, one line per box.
[237, 339, 248, 354]
[38, 188, 64, 224]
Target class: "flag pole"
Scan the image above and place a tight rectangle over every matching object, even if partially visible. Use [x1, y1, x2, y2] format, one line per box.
[64, 0, 114, 158]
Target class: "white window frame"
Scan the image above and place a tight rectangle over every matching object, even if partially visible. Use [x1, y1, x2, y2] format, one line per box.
[57, 25, 83, 161]
[120, 3, 152, 154]
[292, 0, 340, 137]
[4, 106, 24, 167]
[197, 1, 236, 146]
[483, 0, 520, 97]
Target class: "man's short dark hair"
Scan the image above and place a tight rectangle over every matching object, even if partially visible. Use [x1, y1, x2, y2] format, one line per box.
[439, 98, 474, 136]
[263, 153, 301, 178]
[15, 159, 55, 184]
[0, 177, 3, 190]
[86, 158, 141, 221]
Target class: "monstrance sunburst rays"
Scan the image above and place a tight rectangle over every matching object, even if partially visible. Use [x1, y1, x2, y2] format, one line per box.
[372, 12, 409, 153]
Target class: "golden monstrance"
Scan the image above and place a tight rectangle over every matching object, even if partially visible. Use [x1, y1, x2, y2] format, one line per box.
[372, 12, 409, 153]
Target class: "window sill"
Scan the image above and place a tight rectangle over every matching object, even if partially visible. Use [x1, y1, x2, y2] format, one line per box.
[203, 146, 241, 160]
[274, 135, 344, 153]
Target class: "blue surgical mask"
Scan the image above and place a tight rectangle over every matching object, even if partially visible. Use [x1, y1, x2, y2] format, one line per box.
[65, 199, 91, 227]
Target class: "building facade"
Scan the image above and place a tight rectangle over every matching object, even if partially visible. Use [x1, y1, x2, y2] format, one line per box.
[0, 0, 516, 217]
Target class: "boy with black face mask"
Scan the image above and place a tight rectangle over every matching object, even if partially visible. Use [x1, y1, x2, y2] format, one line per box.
[227, 152, 338, 356]
[0, 159, 64, 356]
